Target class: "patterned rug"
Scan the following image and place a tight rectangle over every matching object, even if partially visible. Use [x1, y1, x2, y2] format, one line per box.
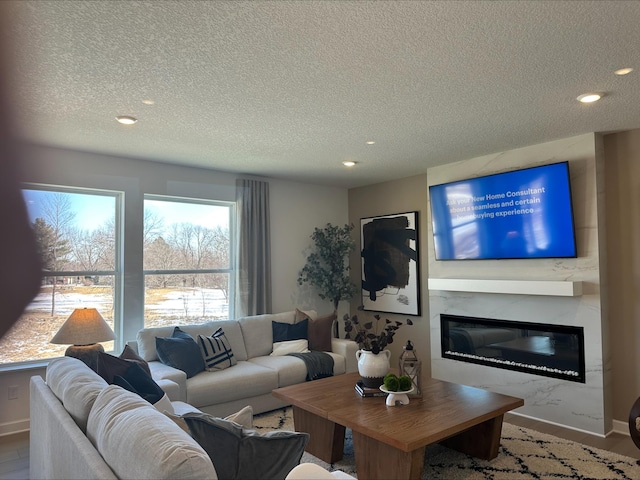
[253, 407, 639, 480]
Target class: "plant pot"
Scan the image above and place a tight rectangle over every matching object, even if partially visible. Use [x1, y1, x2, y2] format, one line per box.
[356, 349, 391, 388]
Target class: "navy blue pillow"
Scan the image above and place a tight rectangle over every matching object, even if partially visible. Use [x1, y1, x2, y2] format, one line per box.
[155, 327, 205, 378]
[272, 319, 308, 343]
[113, 362, 165, 404]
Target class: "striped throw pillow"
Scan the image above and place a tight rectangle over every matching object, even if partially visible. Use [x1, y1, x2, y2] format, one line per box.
[198, 328, 237, 371]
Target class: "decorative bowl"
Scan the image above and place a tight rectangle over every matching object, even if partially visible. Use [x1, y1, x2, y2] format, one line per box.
[379, 385, 415, 406]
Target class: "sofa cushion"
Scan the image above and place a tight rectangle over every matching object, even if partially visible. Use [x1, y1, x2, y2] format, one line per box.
[87, 385, 216, 480]
[249, 356, 309, 387]
[186, 361, 278, 407]
[45, 356, 108, 433]
[197, 328, 237, 371]
[156, 327, 205, 378]
[297, 309, 336, 352]
[182, 411, 309, 480]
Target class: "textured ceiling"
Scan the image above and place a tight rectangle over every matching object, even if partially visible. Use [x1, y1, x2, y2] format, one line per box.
[5, 1, 640, 188]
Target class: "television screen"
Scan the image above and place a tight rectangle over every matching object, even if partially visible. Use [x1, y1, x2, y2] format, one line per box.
[429, 162, 577, 260]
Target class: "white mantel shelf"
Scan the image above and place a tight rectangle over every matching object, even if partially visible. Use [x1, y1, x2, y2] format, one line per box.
[428, 278, 583, 297]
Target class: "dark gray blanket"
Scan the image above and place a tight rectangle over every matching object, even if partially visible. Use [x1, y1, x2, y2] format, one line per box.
[287, 351, 334, 381]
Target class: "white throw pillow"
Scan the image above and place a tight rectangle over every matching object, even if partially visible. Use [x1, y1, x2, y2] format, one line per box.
[153, 393, 174, 415]
[224, 405, 254, 429]
[270, 339, 310, 356]
[165, 404, 254, 433]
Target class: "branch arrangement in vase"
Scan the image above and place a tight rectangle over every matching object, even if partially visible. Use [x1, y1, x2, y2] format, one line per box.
[343, 309, 413, 354]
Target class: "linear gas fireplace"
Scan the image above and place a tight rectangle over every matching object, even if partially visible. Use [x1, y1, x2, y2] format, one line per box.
[440, 314, 585, 383]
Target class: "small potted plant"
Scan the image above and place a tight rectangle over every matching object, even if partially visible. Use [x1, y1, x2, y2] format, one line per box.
[380, 373, 415, 406]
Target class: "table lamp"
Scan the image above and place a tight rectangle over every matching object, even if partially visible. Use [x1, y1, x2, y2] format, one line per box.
[51, 307, 115, 370]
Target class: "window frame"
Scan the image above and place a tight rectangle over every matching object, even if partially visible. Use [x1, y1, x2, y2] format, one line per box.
[142, 194, 236, 323]
[0, 184, 123, 367]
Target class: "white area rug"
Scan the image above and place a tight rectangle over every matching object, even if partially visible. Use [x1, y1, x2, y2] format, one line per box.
[253, 407, 639, 479]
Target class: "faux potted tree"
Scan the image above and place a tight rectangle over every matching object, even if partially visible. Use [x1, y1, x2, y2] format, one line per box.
[297, 223, 358, 317]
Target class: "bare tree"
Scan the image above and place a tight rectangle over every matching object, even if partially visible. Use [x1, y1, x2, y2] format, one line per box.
[209, 226, 230, 301]
[143, 209, 164, 249]
[145, 237, 178, 288]
[40, 193, 75, 315]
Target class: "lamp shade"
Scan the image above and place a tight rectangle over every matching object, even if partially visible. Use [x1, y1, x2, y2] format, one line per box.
[51, 308, 115, 346]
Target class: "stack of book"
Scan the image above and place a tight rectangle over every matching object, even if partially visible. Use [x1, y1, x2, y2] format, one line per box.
[355, 380, 386, 397]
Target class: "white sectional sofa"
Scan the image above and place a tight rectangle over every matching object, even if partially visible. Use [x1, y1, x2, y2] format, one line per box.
[30, 356, 216, 479]
[132, 310, 359, 417]
[31, 355, 355, 480]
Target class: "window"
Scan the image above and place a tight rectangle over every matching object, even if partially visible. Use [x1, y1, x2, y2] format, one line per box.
[143, 196, 234, 328]
[0, 187, 120, 365]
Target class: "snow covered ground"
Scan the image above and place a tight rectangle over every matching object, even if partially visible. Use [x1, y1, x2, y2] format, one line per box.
[0, 286, 229, 364]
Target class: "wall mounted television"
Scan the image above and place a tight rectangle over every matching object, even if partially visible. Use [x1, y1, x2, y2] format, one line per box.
[429, 162, 577, 260]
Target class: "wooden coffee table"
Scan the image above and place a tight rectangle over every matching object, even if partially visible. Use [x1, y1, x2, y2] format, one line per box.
[272, 371, 523, 480]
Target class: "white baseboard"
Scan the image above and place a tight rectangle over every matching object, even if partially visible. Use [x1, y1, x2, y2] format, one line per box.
[507, 411, 630, 438]
[612, 419, 629, 436]
[0, 419, 29, 437]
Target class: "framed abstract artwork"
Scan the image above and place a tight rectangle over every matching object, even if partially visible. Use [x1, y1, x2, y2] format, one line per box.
[360, 211, 420, 316]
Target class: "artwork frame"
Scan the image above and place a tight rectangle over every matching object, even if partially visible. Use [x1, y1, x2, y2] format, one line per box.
[360, 211, 420, 316]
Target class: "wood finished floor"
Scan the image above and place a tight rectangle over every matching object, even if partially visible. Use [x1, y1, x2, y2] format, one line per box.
[1, 417, 638, 479]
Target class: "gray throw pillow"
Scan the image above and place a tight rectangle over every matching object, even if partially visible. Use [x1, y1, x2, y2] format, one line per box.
[181, 411, 309, 480]
[155, 327, 205, 378]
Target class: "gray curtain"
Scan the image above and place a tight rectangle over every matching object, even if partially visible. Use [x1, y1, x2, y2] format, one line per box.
[236, 179, 272, 316]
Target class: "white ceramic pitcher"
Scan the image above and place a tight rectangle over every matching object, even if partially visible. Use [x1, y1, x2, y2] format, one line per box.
[356, 349, 391, 388]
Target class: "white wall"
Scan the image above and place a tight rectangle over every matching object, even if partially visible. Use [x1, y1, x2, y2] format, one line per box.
[0, 143, 348, 435]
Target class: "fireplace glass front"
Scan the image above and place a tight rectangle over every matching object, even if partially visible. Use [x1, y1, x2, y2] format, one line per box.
[440, 314, 585, 383]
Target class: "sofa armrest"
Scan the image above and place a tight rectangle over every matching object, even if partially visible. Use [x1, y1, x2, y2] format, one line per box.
[149, 361, 187, 402]
[156, 379, 181, 401]
[331, 338, 359, 373]
[30, 376, 117, 480]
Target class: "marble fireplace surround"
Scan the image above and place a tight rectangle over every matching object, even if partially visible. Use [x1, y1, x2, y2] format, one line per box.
[427, 134, 611, 436]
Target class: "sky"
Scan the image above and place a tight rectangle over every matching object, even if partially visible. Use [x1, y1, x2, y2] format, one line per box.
[23, 190, 229, 233]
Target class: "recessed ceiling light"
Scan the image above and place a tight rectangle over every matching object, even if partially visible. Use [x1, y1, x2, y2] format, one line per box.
[142, 99, 155, 105]
[116, 115, 137, 125]
[342, 161, 357, 167]
[366, 141, 375, 145]
[614, 67, 633, 76]
[613, 67, 633, 75]
[576, 93, 602, 103]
